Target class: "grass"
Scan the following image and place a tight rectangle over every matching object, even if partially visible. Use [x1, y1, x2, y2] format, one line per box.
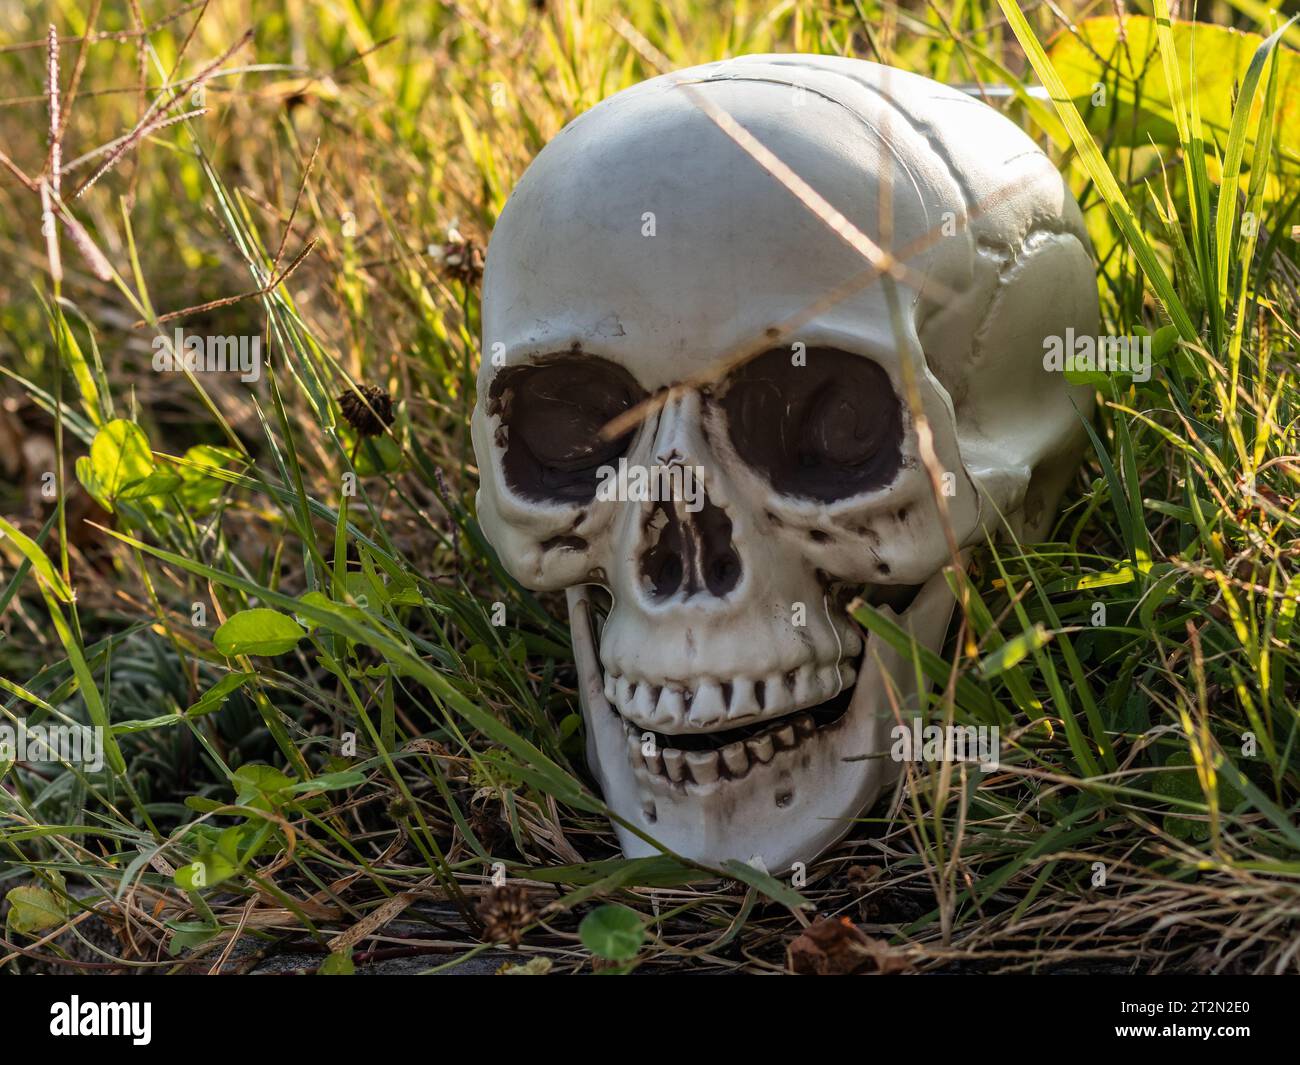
[0, 0, 1298, 974]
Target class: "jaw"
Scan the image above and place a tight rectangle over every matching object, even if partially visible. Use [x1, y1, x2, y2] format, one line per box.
[566, 571, 959, 874]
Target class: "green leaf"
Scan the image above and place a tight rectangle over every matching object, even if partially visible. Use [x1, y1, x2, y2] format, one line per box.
[232, 763, 296, 807]
[1048, 15, 1299, 167]
[343, 570, 382, 609]
[78, 419, 155, 511]
[4, 885, 67, 935]
[319, 948, 356, 975]
[1153, 752, 1244, 841]
[1150, 325, 1181, 367]
[175, 444, 243, 514]
[999, 0, 1197, 343]
[173, 824, 259, 890]
[117, 468, 182, 501]
[185, 671, 256, 717]
[0, 515, 73, 602]
[50, 306, 106, 428]
[720, 858, 813, 909]
[111, 714, 186, 735]
[354, 434, 402, 476]
[294, 590, 332, 633]
[287, 769, 367, 794]
[1211, 15, 1298, 299]
[522, 855, 707, 889]
[850, 598, 1002, 724]
[214, 608, 306, 657]
[977, 624, 1054, 678]
[166, 921, 220, 956]
[100, 525, 605, 818]
[539, 856, 706, 913]
[174, 853, 237, 891]
[578, 905, 645, 961]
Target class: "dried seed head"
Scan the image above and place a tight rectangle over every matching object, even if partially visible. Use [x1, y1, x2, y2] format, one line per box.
[338, 384, 394, 438]
[386, 796, 414, 821]
[477, 883, 535, 945]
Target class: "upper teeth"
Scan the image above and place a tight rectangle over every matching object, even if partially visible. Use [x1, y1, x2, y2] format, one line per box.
[603, 661, 855, 732]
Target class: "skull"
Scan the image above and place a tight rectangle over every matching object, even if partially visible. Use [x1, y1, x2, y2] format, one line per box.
[471, 55, 1096, 872]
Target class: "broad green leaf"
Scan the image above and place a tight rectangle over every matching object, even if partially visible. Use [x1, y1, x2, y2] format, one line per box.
[295, 590, 331, 633]
[180, 443, 243, 471]
[166, 921, 220, 956]
[214, 608, 306, 657]
[1152, 752, 1244, 841]
[353, 434, 402, 476]
[232, 763, 296, 806]
[78, 419, 155, 511]
[1150, 325, 1181, 367]
[1048, 15, 1299, 168]
[998, 0, 1197, 343]
[578, 904, 645, 961]
[319, 948, 356, 975]
[343, 570, 381, 608]
[173, 823, 266, 890]
[175, 444, 243, 514]
[118, 469, 182, 500]
[4, 885, 67, 935]
[174, 852, 237, 891]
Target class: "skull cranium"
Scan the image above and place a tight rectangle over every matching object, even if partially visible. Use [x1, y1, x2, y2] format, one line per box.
[471, 55, 1097, 872]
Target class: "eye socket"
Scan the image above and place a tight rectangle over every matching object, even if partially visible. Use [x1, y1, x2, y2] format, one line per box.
[487, 354, 646, 503]
[720, 347, 903, 502]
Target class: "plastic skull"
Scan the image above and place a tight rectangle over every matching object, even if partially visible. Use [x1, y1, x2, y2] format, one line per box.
[471, 55, 1096, 872]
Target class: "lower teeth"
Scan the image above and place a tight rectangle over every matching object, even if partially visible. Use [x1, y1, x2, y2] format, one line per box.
[626, 712, 815, 784]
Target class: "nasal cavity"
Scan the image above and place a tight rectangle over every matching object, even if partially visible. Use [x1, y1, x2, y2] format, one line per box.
[640, 494, 742, 600]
